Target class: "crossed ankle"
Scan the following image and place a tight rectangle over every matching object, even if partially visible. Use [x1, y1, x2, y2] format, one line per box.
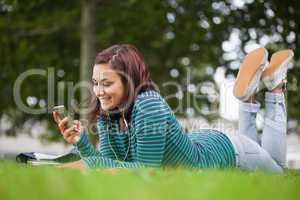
[270, 80, 287, 93]
[245, 93, 257, 103]
[271, 88, 283, 93]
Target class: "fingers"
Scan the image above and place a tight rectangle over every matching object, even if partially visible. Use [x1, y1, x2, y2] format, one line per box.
[63, 125, 80, 143]
[66, 134, 80, 144]
[58, 117, 70, 132]
[73, 120, 82, 130]
[73, 120, 79, 126]
[53, 113, 81, 144]
[63, 125, 78, 136]
[52, 111, 61, 124]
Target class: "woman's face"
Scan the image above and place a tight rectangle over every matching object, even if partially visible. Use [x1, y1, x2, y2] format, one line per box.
[92, 64, 125, 111]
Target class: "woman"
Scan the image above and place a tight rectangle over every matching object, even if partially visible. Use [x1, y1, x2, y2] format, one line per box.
[53, 44, 293, 172]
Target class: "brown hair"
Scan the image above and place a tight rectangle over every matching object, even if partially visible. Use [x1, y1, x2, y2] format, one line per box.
[87, 44, 155, 122]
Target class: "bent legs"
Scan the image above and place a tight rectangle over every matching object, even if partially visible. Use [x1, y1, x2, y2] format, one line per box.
[232, 92, 287, 172]
[238, 101, 260, 144]
[261, 92, 287, 168]
[228, 133, 282, 172]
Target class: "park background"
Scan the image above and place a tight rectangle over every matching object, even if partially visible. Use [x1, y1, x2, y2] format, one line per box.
[0, 0, 300, 169]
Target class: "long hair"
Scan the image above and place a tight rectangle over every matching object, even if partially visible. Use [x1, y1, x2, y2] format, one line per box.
[87, 44, 155, 122]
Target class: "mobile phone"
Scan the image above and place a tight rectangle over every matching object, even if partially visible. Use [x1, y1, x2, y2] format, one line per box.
[52, 105, 73, 127]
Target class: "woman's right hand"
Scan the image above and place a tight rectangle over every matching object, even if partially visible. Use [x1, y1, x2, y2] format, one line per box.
[52, 112, 81, 144]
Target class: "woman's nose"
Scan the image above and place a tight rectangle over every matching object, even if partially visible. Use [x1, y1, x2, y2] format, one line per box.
[95, 85, 105, 96]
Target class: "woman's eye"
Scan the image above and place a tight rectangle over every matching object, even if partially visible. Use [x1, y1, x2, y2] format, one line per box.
[103, 82, 112, 87]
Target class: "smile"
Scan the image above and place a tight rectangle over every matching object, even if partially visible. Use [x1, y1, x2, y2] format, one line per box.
[99, 96, 111, 103]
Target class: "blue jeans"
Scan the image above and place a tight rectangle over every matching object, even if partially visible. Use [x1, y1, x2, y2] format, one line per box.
[227, 92, 286, 172]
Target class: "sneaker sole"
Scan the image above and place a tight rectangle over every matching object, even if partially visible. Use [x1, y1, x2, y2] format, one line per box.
[262, 49, 294, 90]
[233, 47, 268, 101]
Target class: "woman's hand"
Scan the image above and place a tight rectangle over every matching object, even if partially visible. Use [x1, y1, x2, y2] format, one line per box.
[56, 160, 87, 172]
[52, 112, 81, 144]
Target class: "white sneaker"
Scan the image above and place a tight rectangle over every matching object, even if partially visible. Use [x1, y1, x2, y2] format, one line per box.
[233, 47, 269, 101]
[262, 49, 294, 91]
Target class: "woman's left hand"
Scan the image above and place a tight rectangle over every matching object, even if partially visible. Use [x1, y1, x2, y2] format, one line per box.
[56, 160, 87, 172]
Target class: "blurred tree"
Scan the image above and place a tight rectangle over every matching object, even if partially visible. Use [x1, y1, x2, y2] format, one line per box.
[0, 0, 81, 139]
[0, 0, 299, 141]
[80, 0, 96, 114]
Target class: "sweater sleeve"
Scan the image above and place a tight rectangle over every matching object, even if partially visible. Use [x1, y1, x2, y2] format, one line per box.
[74, 130, 102, 158]
[75, 116, 120, 160]
[77, 96, 170, 168]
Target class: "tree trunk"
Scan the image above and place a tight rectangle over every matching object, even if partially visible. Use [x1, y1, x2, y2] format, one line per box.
[80, 0, 97, 145]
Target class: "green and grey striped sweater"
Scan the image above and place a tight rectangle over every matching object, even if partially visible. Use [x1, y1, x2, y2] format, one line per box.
[75, 90, 236, 168]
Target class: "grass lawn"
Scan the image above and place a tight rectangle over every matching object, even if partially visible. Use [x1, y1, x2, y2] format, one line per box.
[1, 160, 300, 200]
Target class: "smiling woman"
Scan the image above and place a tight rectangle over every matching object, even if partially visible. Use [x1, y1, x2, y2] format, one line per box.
[92, 63, 126, 111]
[88, 44, 155, 122]
[53, 45, 292, 172]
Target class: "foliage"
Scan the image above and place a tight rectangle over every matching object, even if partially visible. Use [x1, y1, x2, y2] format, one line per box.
[0, 0, 300, 139]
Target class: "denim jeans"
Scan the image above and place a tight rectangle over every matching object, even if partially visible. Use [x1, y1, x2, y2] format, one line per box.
[227, 92, 286, 172]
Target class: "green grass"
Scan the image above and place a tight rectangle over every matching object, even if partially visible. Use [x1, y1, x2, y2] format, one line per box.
[1, 160, 300, 200]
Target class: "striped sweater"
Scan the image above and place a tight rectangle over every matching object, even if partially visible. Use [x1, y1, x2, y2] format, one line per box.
[75, 90, 236, 168]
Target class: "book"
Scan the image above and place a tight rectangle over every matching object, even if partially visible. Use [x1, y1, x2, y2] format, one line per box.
[27, 160, 61, 166]
[16, 147, 80, 166]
